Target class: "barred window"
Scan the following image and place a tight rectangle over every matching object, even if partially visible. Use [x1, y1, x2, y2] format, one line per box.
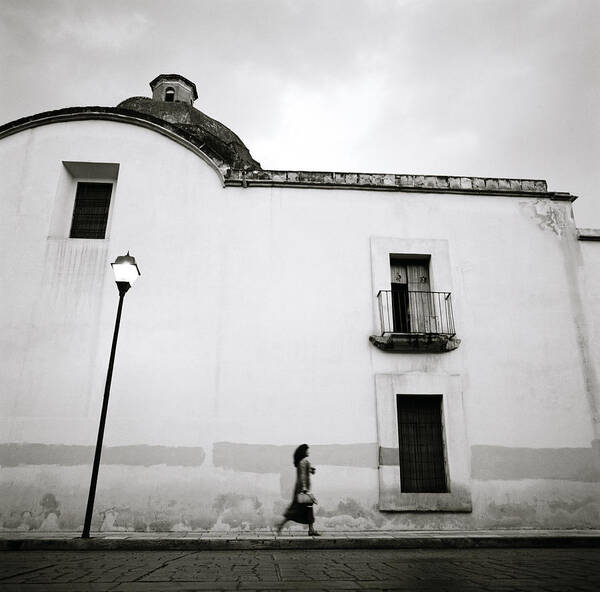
[396, 395, 447, 493]
[69, 182, 112, 239]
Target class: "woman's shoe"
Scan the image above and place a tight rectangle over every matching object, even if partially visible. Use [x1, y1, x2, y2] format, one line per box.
[309, 530, 321, 536]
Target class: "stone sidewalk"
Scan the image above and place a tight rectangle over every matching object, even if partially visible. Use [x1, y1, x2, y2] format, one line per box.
[2, 529, 600, 551]
[1, 547, 600, 591]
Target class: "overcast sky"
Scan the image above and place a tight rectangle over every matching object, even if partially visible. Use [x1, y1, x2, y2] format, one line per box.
[1, 0, 598, 226]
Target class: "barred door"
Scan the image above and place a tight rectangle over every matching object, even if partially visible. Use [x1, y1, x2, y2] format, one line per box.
[396, 394, 447, 493]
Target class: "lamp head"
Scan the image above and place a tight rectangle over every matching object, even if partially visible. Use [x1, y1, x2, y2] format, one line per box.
[111, 252, 141, 294]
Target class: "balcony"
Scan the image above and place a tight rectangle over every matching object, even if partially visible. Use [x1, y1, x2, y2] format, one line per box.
[369, 290, 460, 353]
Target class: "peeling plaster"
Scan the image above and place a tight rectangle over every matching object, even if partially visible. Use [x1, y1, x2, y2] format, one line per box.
[2, 465, 600, 531]
[524, 199, 569, 236]
[474, 480, 600, 529]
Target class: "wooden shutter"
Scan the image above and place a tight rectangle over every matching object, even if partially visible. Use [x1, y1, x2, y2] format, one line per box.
[388, 258, 433, 333]
[396, 395, 447, 493]
[70, 182, 112, 239]
[406, 263, 432, 333]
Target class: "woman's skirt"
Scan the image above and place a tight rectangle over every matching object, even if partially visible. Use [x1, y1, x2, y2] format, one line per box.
[283, 498, 314, 525]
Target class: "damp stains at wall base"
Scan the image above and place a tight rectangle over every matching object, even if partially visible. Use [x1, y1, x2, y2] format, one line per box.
[1, 449, 599, 532]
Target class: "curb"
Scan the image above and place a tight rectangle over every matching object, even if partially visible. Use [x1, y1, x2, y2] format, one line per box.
[3, 535, 600, 551]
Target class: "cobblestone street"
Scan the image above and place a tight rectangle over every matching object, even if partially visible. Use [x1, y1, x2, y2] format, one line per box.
[1, 548, 599, 591]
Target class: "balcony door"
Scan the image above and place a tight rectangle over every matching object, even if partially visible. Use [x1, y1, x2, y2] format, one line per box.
[390, 258, 431, 333]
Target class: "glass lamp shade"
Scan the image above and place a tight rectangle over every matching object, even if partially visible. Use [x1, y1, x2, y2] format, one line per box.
[111, 252, 141, 286]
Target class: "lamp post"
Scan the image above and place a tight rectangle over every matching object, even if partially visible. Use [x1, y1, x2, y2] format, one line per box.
[82, 252, 141, 539]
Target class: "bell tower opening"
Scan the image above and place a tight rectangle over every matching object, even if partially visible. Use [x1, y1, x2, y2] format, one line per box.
[149, 74, 198, 106]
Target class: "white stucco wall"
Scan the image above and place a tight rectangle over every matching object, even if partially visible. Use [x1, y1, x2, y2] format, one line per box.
[0, 119, 598, 532]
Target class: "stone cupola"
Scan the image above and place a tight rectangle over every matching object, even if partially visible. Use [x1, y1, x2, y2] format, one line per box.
[149, 74, 198, 105]
[118, 75, 261, 170]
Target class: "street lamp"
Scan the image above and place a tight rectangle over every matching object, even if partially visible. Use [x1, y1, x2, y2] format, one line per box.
[82, 252, 141, 539]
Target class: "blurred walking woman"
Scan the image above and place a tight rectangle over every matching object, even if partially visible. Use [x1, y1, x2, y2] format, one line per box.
[276, 444, 320, 536]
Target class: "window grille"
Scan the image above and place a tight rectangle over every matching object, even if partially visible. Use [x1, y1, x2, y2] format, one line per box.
[69, 182, 112, 239]
[396, 395, 447, 493]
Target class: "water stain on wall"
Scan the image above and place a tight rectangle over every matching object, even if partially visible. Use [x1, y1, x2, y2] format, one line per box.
[0, 444, 205, 467]
[215, 442, 600, 483]
[213, 442, 377, 473]
[559, 230, 600, 441]
[520, 199, 600, 441]
[3, 442, 600, 531]
[472, 445, 600, 482]
[378, 447, 399, 465]
[4, 442, 598, 482]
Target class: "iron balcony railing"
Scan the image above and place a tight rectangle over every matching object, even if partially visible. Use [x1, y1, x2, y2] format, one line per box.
[377, 290, 456, 337]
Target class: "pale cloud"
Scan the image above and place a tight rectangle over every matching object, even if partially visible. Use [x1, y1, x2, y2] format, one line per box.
[430, 130, 480, 162]
[253, 71, 390, 170]
[43, 11, 151, 51]
[0, 0, 598, 224]
[1, 1, 152, 53]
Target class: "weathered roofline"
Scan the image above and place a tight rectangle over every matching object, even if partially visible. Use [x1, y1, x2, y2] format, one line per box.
[224, 169, 576, 200]
[0, 107, 576, 200]
[0, 106, 229, 182]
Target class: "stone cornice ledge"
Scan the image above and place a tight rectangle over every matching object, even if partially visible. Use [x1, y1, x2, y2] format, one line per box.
[577, 228, 600, 241]
[0, 108, 577, 201]
[225, 169, 576, 200]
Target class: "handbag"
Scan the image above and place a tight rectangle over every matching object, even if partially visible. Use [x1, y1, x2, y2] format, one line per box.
[296, 491, 317, 505]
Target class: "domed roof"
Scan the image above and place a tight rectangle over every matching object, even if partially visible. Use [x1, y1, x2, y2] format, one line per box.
[117, 95, 260, 171]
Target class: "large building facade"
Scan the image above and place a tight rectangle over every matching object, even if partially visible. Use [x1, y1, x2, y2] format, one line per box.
[1, 75, 599, 533]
